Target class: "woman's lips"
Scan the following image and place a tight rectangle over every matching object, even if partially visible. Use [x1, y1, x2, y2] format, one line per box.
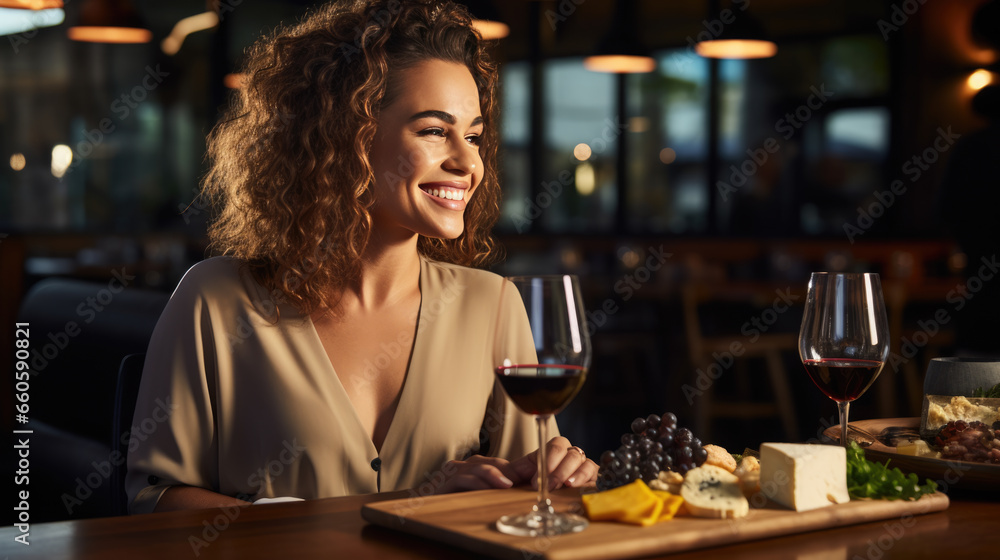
[419, 182, 468, 210]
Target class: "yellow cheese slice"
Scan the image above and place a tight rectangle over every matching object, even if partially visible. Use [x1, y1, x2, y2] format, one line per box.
[581, 480, 658, 521]
[651, 490, 685, 522]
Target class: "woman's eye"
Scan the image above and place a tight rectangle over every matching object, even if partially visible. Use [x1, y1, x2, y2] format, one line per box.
[465, 134, 481, 146]
[417, 128, 446, 137]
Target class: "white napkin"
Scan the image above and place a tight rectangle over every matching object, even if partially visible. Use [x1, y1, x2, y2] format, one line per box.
[253, 496, 305, 505]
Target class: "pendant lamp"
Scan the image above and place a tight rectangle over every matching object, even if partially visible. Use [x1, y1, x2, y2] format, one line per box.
[67, 0, 151, 44]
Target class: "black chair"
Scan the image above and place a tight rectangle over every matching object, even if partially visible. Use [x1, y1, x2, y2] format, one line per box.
[16, 278, 168, 521]
[112, 353, 146, 516]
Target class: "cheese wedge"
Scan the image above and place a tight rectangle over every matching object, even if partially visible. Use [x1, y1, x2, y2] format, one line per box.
[759, 443, 850, 512]
[680, 465, 749, 519]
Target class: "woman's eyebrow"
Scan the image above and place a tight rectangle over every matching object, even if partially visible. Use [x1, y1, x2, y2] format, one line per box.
[408, 110, 484, 127]
[409, 110, 455, 124]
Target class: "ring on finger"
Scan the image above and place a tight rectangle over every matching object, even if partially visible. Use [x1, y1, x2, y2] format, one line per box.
[569, 446, 586, 458]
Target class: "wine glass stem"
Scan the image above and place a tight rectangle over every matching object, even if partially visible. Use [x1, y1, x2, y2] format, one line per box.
[838, 400, 851, 447]
[535, 415, 551, 512]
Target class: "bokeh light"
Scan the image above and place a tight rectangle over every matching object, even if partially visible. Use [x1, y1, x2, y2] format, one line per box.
[968, 69, 992, 90]
[573, 143, 592, 161]
[51, 144, 72, 177]
[575, 162, 595, 196]
[10, 153, 26, 171]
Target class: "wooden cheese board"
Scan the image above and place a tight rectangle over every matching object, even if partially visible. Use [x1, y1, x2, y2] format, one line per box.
[361, 486, 949, 560]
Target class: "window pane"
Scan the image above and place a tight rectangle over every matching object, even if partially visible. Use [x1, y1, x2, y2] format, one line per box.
[540, 58, 616, 233]
[498, 61, 531, 233]
[628, 49, 710, 233]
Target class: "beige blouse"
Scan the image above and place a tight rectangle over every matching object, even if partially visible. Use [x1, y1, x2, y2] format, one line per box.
[126, 256, 555, 514]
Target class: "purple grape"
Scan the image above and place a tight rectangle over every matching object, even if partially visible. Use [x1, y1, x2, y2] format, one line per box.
[600, 450, 615, 466]
[631, 417, 648, 434]
[694, 446, 708, 465]
[639, 438, 654, 456]
[677, 446, 694, 462]
[646, 414, 662, 428]
[675, 428, 693, 446]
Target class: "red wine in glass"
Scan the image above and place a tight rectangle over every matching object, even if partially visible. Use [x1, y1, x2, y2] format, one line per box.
[798, 272, 890, 447]
[802, 358, 884, 402]
[494, 274, 591, 537]
[494, 364, 587, 416]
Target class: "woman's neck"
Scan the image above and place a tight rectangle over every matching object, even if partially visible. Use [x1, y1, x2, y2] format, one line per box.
[351, 228, 421, 311]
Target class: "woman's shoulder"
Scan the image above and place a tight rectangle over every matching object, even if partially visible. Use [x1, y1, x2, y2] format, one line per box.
[170, 256, 267, 310]
[174, 256, 243, 290]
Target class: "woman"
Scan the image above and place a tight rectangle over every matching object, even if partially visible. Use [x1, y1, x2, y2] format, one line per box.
[126, 0, 597, 514]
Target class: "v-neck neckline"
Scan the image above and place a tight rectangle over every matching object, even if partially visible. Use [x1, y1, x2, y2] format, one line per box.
[304, 257, 427, 460]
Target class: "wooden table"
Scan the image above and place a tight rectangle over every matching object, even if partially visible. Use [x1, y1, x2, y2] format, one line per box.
[2, 488, 996, 560]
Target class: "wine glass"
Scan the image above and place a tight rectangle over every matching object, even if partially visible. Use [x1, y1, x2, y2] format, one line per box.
[494, 275, 591, 537]
[798, 272, 890, 447]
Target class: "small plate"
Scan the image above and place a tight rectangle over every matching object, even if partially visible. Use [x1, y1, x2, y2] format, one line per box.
[823, 417, 1000, 492]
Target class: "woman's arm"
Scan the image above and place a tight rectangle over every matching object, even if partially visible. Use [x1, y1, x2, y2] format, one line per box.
[154, 486, 251, 512]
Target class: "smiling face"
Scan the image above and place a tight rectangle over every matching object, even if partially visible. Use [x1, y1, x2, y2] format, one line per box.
[368, 59, 485, 241]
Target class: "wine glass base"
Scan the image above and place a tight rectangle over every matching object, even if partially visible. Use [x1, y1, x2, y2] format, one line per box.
[495, 510, 588, 537]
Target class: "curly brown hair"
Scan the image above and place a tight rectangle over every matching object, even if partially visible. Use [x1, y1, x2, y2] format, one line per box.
[201, 0, 501, 315]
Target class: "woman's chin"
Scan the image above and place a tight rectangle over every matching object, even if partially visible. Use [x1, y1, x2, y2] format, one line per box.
[421, 221, 466, 240]
[422, 229, 464, 241]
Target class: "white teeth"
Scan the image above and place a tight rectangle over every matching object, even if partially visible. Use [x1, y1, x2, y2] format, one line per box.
[425, 187, 463, 201]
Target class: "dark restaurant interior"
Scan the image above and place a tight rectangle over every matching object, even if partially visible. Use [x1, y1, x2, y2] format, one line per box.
[1, 0, 998, 525]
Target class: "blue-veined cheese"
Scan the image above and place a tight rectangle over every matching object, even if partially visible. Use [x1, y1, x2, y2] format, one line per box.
[759, 443, 850, 511]
[680, 465, 750, 519]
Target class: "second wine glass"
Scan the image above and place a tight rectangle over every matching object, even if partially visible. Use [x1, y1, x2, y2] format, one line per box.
[494, 275, 591, 537]
[798, 272, 890, 447]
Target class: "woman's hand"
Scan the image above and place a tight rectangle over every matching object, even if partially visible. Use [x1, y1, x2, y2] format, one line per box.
[509, 436, 598, 491]
[432, 455, 522, 494]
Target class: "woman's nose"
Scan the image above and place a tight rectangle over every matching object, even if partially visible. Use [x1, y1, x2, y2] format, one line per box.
[443, 143, 478, 175]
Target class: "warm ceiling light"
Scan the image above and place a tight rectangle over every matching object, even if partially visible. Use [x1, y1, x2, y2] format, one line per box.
[472, 19, 509, 40]
[224, 73, 247, 89]
[584, 55, 656, 74]
[696, 9, 776, 60]
[68, 0, 151, 44]
[968, 69, 993, 90]
[465, 0, 508, 40]
[584, 2, 655, 74]
[573, 143, 592, 161]
[68, 26, 151, 42]
[161, 11, 218, 55]
[0, 0, 62, 8]
[696, 39, 777, 59]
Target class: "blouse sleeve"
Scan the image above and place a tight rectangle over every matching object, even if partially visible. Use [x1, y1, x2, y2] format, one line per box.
[125, 264, 222, 514]
[485, 279, 560, 460]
